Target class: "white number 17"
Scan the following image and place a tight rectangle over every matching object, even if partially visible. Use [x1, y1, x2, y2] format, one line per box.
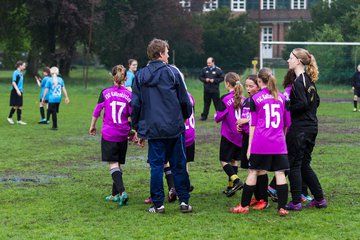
[110, 101, 126, 124]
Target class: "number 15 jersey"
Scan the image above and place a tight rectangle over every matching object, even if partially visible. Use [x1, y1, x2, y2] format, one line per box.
[250, 87, 290, 154]
[93, 85, 132, 142]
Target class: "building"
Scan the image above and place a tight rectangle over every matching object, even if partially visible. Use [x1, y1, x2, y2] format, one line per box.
[180, 0, 332, 59]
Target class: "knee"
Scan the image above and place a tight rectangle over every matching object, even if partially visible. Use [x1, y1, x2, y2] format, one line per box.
[354, 95, 358, 101]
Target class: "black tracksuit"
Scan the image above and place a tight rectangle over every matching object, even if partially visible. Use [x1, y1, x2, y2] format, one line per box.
[352, 71, 360, 96]
[199, 66, 224, 119]
[287, 72, 324, 203]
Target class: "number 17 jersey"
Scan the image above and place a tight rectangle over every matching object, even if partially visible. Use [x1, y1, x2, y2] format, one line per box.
[93, 85, 132, 142]
[250, 87, 290, 154]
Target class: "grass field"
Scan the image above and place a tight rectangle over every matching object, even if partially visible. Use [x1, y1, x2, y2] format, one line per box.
[0, 69, 359, 239]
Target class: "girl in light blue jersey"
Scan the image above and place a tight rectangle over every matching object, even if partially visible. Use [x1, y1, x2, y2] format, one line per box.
[124, 59, 138, 91]
[35, 67, 51, 123]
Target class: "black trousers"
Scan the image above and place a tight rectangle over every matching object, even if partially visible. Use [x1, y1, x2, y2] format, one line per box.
[201, 91, 220, 119]
[48, 103, 60, 128]
[287, 128, 324, 203]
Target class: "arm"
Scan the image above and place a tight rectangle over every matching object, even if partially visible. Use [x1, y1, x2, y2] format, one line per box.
[62, 86, 70, 104]
[12, 82, 21, 96]
[89, 91, 105, 135]
[214, 68, 225, 84]
[199, 68, 207, 83]
[289, 80, 310, 113]
[89, 116, 98, 136]
[35, 76, 41, 87]
[42, 88, 49, 102]
[247, 126, 255, 160]
[131, 74, 142, 131]
[177, 74, 192, 119]
[214, 100, 227, 123]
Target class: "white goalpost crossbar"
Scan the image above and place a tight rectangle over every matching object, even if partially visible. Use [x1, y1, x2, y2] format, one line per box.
[259, 41, 360, 69]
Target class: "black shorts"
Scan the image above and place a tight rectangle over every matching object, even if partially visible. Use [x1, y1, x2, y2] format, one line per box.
[40, 99, 49, 103]
[354, 88, 360, 97]
[219, 136, 242, 162]
[249, 154, 289, 172]
[101, 138, 128, 164]
[186, 142, 195, 162]
[10, 90, 23, 107]
[240, 133, 249, 169]
[48, 103, 60, 113]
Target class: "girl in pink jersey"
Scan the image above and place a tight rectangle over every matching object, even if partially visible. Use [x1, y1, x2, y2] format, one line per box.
[89, 65, 132, 206]
[215, 72, 244, 197]
[231, 68, 290, 216]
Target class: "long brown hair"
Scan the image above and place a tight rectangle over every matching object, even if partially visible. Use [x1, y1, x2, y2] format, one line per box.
[111, 65, 126, 86]
[224, 72, 244, 110]
[258, 68, 278, 100]
[292, 48, 319, 82]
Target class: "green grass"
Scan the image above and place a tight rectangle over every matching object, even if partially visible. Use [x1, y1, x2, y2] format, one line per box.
[0, 69, 359, 239]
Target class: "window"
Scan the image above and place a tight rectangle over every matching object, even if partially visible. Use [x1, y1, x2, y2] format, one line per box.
[203, 0, 218, 11]
[231, 0, 246, 11]
[291, 0, 306, 9]
[261, 0, 276, 10]
[179, 0, 191, 8]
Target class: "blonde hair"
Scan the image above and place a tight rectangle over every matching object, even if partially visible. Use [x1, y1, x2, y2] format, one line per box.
[292, 48, 319, 83]
[224, 72, 244, 110]
[50, 66, 59, 86]
[258, 68, 279, 100]
[111, 65, 126, 86]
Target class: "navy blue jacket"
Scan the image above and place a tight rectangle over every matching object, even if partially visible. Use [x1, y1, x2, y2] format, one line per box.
[131, 60, 192, 140]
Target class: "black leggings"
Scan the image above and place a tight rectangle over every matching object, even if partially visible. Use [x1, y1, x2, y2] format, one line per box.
[48, 103, 60, 128]
[287, 128, 324, 203]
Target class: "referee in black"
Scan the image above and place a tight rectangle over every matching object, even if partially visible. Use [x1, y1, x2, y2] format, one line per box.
[199, 57, 224, 121]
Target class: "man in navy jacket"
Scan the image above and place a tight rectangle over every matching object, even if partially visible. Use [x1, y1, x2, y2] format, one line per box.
[132, 38, 193, 213]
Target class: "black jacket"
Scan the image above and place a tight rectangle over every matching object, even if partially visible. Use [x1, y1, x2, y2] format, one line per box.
[131, 60, 192, 140]
[199, 66, 224, 93]
[352, 71, 360, 89]
[289, 73, 320, 131]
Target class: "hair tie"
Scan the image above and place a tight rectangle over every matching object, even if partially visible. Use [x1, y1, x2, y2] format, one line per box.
[236, 81, 241, 85]
[306, 52, 312, 60]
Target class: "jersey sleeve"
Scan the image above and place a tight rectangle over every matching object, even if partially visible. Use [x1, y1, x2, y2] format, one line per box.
[283, 96, 291, 128]
[249, 97, 257, 126]
[93, 90, 105, 118]
[45, 79, 52, 88]
[41, 77, 47, 87]
[12, 71, 20, 84]
[214, 98, 228, 123]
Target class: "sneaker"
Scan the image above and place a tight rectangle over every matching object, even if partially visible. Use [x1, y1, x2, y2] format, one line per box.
[105, 194, 120, 202]
[223, 186, 232, 195]
[285, 201, 302, 211]
[226, 179, 244, 197]
[267, 186, 278, 202]
[301, 194, 313, 202]
[50, 127, 58, 130]
[249, 198, 258, 206]
[17, 120, 27, 125]
[278, 208, 289, 217]
[305, 199, 327, 209]
[119, 192, 129, 206]
[7, 118, 14, 125]
[180, 202, 193, 213]
[147, 205, 165, 214]
[144, 197, 152, 204]
[253, 199, 270, 210]
[168, 187, 177, 203]
[38, 119, 47, 124]
[230, 204, 249, 214]
[353, 108, 357, 112]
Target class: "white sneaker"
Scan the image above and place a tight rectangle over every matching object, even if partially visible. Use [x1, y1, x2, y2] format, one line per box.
[7, 118, 14, 125]
[17, 120, 27, 125]
[353, 108, 357, 112]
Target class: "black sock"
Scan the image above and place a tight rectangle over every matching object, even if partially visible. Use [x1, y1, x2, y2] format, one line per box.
[16, 109, 22, 121]
[276, 184, 288, 209]
[256, 174, 269, 201]
[164, 167, 174, 190]
[223, 164, 239, 184]
[112, 182, 119, 196]
[110, 168, 125, 194]
[241, 184, 256, 207]
[232, 165, 238, 175]
[354, 100, 358, 109]
[8, 108, 15, 118]
[40, 107, 45, 119]
[46, 109, 50, 121]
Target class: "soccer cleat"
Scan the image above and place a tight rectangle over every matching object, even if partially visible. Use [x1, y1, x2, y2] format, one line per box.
[249, 198, 258, 206]
[285, 201, 302, 211]
[353, 108, 357, 112]
[38, 119, 47, 124]
[144, 197, 152, 204]
[147, 205, 165, 214]
[305, 199, 327, 209]
[301, 194, 313, 202]
[253, 199, 270, 210]
[226, 179, 244, 197]
[119, 192, 129, 206]
[105, 194, 120, 202]
[17, 120, 27, 125]
[267, 186, 278, 202]
[50, 127, 58, 130]
[168, 187, 177, 203]
[180, 202, 193, 213]
[230, 204, 249, 214]
[223, 186, 232, 195]
[7, 118, 14, 125]
[278, 208, 289, 217]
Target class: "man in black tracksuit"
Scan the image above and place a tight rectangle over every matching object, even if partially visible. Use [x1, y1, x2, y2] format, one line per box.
[351, 64, 360, 111]
[199, 57, 224, 121]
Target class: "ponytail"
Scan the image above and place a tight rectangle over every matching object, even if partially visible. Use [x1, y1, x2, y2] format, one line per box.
[224, 72, 243, 110]
[50, 66, 59, 87]
[112, 64, 126, 86]
[292, 48, 319, 83]
[258, 68, 279, 100]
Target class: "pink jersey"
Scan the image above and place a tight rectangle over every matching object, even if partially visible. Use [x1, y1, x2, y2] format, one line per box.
[249, 87, 290, 154]
[93, 85, 132, 142]
[185, 92, 195, 147]
[214, 91, 244, 147]
[240, 97, 251, 135]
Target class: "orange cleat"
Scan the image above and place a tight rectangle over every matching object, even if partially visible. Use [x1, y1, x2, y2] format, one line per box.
[249, 198, 258, 206]
[253, 199, 270, 210]
[230, 204, 249, 214]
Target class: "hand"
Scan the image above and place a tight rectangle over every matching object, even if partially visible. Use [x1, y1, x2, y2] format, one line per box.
[16, 91, 22, 96]
[65, 97, 70, 104]
[236, 118, 248, 126]
[206, 78, 210, 83]
[41, 98, 45, 104]
[352, 86, 355, 91]
[236, 124, 242, 133]
[138, 138, 145, 148]
[89, 126, 96, 136]
[210, 78, 214, 83]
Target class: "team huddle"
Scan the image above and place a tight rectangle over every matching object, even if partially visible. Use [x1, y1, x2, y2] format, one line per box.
[88, 38, 327, 216]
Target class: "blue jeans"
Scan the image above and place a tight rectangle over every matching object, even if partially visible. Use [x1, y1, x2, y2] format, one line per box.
[148, 134, 190, 207]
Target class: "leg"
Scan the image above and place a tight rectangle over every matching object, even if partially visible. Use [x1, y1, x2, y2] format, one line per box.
[241, 170, 259, 207]
[353, 94, 358, 111]
[212, 91, 221, 111]
[201, 91, 211, 120]
[40, 101, 45, 120]
[16, 107, 22, 121]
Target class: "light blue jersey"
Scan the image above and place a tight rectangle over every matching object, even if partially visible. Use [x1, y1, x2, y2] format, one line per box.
[45, 77, 64, 103]
[12, 70, 24, 92]
[40, 76, 50, 100]
[125, 70, 135, 88]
